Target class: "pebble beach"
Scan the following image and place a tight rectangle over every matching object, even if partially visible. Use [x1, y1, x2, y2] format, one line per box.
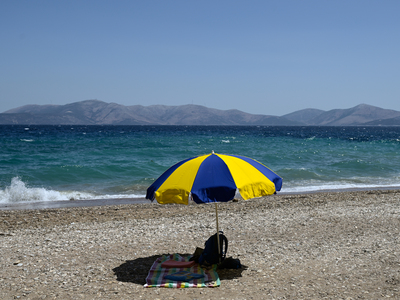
[1, 189, 399, 299]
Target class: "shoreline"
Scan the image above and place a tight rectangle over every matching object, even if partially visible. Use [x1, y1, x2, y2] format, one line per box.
[1, 185, 400, 211]
[0, 197, 151, 211]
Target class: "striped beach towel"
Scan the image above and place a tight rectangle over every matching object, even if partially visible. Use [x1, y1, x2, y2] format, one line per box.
[144, 253, 220, 288]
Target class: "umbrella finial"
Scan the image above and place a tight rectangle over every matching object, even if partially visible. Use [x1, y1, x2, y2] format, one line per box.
[212, 150, 215, 154]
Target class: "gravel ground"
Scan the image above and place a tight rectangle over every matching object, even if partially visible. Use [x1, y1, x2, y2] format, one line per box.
[1, 189, 399, 299]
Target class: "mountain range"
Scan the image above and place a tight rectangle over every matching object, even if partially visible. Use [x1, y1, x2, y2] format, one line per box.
[1, 100, 400, 126]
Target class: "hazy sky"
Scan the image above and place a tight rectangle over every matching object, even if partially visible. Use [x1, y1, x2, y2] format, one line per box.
[1, 0, 399, 116]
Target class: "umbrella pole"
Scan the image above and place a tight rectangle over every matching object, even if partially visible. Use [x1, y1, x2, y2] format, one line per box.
[215, 202, 221, 262]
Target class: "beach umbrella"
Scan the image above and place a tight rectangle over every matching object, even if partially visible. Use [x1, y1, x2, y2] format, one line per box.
[146, 151, 282, 255]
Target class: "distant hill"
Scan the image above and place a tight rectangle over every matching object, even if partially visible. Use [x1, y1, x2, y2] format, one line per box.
[1, 100, 400, 126]
[282, 108, 325, 124]
[304, 104, 400, 126]
[0, 100, 302, 126]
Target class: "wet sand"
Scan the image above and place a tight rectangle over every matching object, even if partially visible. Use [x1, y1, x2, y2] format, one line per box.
[1, 189, 399, 299]
[0, 198, 150, 211]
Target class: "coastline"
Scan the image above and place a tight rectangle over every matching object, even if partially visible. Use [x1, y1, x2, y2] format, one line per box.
[1, 189, 399, 299]
[0, 197, 150, 211]
[2, 185, 400, 211]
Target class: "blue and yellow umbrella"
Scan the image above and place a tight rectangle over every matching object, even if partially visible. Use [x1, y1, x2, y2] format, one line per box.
[146, 151, 282, 205]
[146, 151, 282, 255]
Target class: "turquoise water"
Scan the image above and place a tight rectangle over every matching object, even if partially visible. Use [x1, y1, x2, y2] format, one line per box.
[1, 125, 400, 203]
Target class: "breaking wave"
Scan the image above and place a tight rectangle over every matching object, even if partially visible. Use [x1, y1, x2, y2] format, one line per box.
[0, 177, 143, 204]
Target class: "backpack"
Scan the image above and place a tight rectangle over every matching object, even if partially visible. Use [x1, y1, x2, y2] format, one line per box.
[199, 231, 228, 266]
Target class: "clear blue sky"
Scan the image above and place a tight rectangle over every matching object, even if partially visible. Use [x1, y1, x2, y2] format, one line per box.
[1, 0, 399, 116]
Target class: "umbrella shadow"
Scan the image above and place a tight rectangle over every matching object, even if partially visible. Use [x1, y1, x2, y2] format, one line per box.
[112, 253, 248, 285]
[112, 253, 179, 285]
[217, 260, 248, 281]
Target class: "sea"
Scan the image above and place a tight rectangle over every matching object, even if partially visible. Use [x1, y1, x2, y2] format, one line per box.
[1, 125, 400, 205]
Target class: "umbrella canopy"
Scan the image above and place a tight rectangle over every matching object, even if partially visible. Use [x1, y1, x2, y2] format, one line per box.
[146, 151, 282, 205]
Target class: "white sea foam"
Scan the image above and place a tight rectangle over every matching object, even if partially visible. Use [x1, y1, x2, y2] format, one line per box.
[0, 177, 87, 203]
[0, 177, 144, 204]
[281, 182, 400, 194]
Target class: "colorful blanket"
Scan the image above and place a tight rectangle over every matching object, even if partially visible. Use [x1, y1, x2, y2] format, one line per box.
[144, 253, 220, 288]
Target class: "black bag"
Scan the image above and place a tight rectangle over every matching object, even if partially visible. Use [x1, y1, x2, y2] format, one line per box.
[199, 231, 228, 266]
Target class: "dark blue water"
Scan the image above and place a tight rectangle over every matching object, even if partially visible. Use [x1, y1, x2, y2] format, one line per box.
[1, 125, 400, 203]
